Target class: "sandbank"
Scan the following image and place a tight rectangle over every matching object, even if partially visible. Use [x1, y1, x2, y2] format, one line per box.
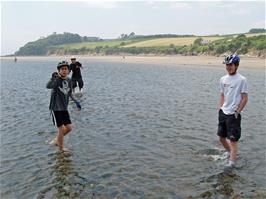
[1, 55, 265, 69]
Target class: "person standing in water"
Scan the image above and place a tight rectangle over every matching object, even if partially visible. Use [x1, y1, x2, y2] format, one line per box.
[217, 54, 248, 168]
[69, 57, 84, 93]
[46, 61, 81, 152]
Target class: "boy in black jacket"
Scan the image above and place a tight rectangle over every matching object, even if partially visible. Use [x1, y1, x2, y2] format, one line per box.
[47, 61, 81, 152]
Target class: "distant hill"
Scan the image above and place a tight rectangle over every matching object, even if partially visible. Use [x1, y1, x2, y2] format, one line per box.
[14, 29, 266, 57]
[15, 32, 101, 55]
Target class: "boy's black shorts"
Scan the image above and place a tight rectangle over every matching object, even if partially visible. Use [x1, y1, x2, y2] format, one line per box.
[217, 109, 241, 142]
[52, 111, 71, 127]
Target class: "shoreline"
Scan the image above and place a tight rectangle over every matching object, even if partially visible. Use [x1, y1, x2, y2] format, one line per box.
[1, 55, 265, 69]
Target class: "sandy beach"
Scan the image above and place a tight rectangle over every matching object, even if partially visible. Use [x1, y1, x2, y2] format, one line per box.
[1, 55, 265, 69]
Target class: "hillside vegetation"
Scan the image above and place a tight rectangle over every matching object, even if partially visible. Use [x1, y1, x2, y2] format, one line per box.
[14, 29, 266, 57]
[123, 37, 223, 47]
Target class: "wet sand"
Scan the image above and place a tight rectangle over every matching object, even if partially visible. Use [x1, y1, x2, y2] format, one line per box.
[1, 55, 265, 69]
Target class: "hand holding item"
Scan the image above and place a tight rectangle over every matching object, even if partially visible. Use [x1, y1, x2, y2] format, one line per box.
[52, 72, 59, 79]
[75, 101, 82, 110]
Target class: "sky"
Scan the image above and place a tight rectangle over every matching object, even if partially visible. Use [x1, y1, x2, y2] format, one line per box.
[1, 0, 265, 55]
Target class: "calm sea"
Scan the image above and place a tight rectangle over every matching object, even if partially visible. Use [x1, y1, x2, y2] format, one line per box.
[1, 58, 265, 198]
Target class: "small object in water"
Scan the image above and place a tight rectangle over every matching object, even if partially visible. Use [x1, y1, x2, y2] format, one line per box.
[14, 57, 17, 62]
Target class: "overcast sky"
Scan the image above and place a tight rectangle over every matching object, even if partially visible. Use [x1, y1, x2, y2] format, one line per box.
[1, 0, 265, 55]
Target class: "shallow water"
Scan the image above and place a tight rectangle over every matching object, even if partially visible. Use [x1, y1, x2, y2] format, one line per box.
[1, 58, 265, 198]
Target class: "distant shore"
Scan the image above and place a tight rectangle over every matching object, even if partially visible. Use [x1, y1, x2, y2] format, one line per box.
[1, 55, 265, 69]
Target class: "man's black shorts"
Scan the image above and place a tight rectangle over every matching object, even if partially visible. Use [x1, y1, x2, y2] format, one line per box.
[72, 78, 83, 89]
[217, 109, 241, 142]
[52, 111, 71, 127]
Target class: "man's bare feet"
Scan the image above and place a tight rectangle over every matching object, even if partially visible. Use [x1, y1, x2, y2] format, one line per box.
[59, 147, 72, 155]
[49, 138, 59, 146]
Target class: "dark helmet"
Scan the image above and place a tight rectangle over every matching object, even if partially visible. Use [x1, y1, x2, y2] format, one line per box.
[223, 54, 240, 64]
[57, 61, 70, 70]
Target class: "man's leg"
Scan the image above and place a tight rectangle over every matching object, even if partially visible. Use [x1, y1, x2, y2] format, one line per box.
[219, 137, 230, 152]
[63, 124, 72, 136]
[226, 114, 241, 165]
[229, 141, 238, 162]
[57, 125, 65, 151]
[78, 78, 83, 91]
[72, 79, 77, 93]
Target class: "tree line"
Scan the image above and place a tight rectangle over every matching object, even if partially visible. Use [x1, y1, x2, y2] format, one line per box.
[48, 34, 266, 57]
[15, 32, 101, 55]
[15, 29, 266, 56]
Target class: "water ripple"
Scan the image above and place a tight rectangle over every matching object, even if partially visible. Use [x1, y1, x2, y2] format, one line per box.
[1, 59, 265, 198]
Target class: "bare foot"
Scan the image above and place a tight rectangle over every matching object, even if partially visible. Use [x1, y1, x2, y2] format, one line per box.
[49, 138, 59, 146]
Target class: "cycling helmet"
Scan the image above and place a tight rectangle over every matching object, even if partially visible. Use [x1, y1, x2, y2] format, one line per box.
[57, 61, 70, 70]
[223, 54, 240, 64]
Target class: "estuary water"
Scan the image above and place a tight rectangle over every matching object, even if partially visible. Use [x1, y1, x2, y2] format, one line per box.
[1, 58, 265, 198]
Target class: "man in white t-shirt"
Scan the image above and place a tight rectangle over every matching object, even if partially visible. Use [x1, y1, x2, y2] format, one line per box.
[217, 54, 248, 169]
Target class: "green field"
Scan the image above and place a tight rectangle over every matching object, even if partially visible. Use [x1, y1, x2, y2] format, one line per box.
[244, 33, 266, 37]
[56, 33, 265, 49]
[122, 36, 224, 47]
[57, 39, 136, 49]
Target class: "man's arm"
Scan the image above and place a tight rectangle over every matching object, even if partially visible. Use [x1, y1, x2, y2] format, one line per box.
[69, 93, 81, 110]
[236, 93, 248, 113]
[78, 62, 83, 69]
[219, 93, 224, 110]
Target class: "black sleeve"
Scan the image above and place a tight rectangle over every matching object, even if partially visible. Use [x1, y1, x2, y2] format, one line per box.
[46, 77, 58, 89]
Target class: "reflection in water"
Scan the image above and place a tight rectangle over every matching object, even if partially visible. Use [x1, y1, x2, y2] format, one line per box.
[37, 152, 89, 199]
[194, 170, 243, 198]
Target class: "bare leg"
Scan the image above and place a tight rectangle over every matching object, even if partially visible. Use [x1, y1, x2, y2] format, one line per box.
[229, 141, 238, 161]
[63, 124, 72, 136]
[219, 137, 230, 152]
[57, 125, 65, 151]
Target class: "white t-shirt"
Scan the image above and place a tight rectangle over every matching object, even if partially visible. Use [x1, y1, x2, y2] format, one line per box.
[220, 72, 248, 115]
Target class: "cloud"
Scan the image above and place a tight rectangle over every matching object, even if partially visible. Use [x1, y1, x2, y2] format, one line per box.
[253, 20, 266, 28]
[145, 1, 160, 9]
[82, 0, 119, 9]
[169, 2, 191, 11]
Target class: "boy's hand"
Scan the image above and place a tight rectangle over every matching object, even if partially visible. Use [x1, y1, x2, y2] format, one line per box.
[52, 72, 59, 79]
[234, 111, 239, 119]
[75, 101, 81, 110]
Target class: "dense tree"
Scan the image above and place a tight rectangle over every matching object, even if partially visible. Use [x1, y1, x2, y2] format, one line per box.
[249, 28, 266, 33]
[15, 32, 100, 55]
